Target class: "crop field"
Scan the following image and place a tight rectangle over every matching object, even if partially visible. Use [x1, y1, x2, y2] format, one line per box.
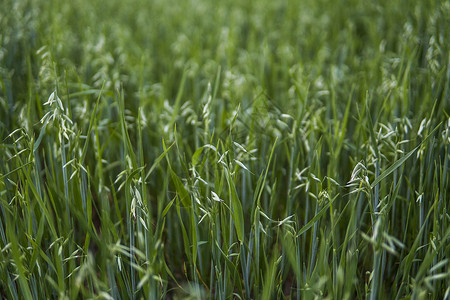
[0, 0, 449, 299]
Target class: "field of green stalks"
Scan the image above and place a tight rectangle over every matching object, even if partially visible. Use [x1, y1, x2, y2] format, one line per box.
[1, 0, 449, 299]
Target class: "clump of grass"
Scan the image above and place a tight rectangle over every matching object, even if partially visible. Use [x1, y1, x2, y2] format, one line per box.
[0, 0, 449, 299]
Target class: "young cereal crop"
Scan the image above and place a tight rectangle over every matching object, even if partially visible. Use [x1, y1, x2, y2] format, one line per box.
[0, 0, 449, 299]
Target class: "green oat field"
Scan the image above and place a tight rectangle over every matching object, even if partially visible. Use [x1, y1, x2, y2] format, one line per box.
[0, 0, 449, 299]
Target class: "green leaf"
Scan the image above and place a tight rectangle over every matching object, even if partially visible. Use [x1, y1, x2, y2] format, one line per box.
[191, 144, 217, 167]
[80, 83, 104, 165]
[371, 123, 441, 188]
[33, 117, 49, 152]
[161, 196, 177, 218]
[224, 170, 245, 243]
[297, 195, 336, 237]
[145, 141, 175, 180]
[170, 169, 191, 208]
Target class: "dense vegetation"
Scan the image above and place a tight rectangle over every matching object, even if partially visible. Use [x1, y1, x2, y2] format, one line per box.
[0, 0, 449, 299]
